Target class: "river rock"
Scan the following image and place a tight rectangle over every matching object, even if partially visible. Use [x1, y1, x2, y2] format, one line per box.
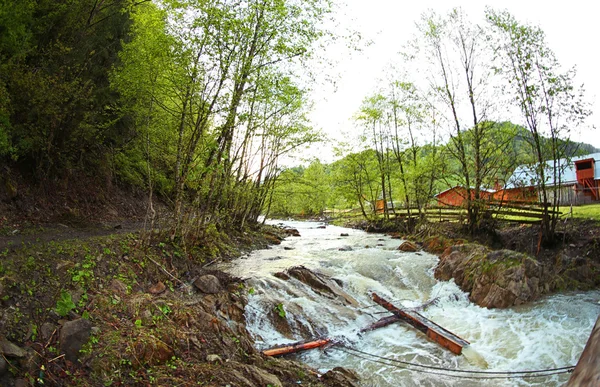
[59, 318, 92, 362]
[398, 241, 419, 252]
[340, 233, 349, 237]
[0, 340, 27, 358]
[264, 233, 282, 245]
[273, 272, 290, 280]
[41, 322, 57, 341]
[284, 228, 301, 237]
[322, 367, 360, 387]
[227, 362, 283, 387]
[423, 236, 462, 254]
[338, 246, 353, 251]
[283, 266, 358, 306]
[194, 275, 222, 294]
[435, 244, 545, 308]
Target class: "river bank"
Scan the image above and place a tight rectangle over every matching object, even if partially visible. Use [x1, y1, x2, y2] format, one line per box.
[0, 219, 359, 387]
[348, 218, 600, 308]
[2, 211, 599, 386]
[220, 219, 599, 386]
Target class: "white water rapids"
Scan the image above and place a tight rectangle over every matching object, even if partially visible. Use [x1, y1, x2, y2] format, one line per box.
[219, 220, 600, 386]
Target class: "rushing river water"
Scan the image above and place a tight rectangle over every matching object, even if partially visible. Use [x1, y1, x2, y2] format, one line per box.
[220, 220, 600, 386]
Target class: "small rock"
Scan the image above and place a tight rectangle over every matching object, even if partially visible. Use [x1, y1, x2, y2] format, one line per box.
[283, 246, 295, 250]
[322, 367, 360, 387]
[59, 318, 93, 362]
[14, 379, 28, 387]
[338, 246, 353, 251]
[206, 354, 223, 363]
[134, 336, 174, 366]
[340, 233, 349, 237]
[285, 228, 301, 237]
[148, 281, 166, 295]
[398, 241, 419, 252]
[110, 279, 128, 295]
[0, 340, 27, 358]
[317, 225, 326, 229]
[264, 233, 282, 245]
[141, 310, 153, 326]
[70, 288, 85, 306]
[193, 275, 222, 294]
[0, 357, 7, 375]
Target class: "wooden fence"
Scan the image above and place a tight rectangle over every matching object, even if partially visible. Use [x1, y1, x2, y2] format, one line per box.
[386, 200, 562, 225]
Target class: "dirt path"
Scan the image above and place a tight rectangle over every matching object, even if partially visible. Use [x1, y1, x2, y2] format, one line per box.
[0, 220, 147, 251]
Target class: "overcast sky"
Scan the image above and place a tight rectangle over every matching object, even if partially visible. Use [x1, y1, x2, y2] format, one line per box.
[304, 0, 600, 163]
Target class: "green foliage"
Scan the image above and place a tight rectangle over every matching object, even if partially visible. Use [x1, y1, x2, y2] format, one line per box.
[1, 0, 133, 176]
[269, 159, 331, 216]
[55, 291, 76, 317]
[274, 303, 286, 318]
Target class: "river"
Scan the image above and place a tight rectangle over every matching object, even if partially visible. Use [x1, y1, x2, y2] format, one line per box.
[220, 220, 600, 386]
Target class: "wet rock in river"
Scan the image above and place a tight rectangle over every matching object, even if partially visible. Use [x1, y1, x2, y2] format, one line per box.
[273, 271, 290, 280]
[435, 244, 546, 308]
[398, 241, 419, 252]
[322, 367, 360, 387]
[284, 228, 301, 237]
[281, 266, 358, 306]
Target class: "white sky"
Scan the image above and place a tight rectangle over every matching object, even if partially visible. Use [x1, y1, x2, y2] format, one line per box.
[305, 0, 600, 163]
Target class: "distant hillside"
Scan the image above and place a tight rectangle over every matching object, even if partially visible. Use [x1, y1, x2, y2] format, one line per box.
[499, 123, 598, 162]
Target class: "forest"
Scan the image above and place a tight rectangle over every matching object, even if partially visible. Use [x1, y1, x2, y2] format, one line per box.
[0, 1, 594, 244]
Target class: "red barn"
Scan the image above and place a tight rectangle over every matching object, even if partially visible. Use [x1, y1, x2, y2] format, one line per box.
[435, 186, 494, 207]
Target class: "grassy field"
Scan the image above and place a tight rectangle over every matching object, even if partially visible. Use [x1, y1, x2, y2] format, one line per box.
[327, 202, 600, 224]
[560, 203, 600, 221]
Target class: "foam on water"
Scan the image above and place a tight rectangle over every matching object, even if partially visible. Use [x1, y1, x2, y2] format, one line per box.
[220, 220, 600, 386]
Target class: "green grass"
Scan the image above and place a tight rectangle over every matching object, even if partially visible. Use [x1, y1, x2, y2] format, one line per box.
[560, 203, 600, 221]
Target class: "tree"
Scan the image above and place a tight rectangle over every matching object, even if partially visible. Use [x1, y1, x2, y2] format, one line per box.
[356, 94, 393, 219]
[487, 9, 591, 243]
[331, 149, 381, 220]
[414, 8, 511, 232]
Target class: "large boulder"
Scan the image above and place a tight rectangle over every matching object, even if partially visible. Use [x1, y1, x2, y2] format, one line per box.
[276, 266, 358, 306]
[435, 244, 547, 308]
